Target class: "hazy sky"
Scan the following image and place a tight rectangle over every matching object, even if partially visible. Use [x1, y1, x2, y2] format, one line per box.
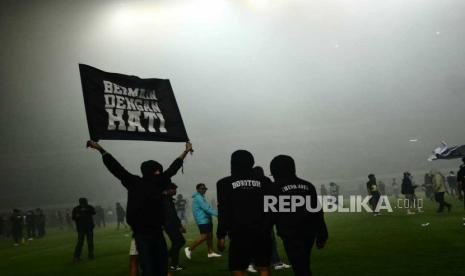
[1, 0, 465, 209]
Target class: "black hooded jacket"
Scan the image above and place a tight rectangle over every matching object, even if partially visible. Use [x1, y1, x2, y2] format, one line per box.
[270, 155, 328, 241]
[102, 153, 183, 235]
[216, 150, 272, 239]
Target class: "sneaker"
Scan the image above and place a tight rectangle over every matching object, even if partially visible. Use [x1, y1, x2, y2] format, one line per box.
[417, 209, 424, 213]
[184, 247, 192, 260]
[13, 243, 19, 247]
[170, 265, 185, 271]
[407, 210, 416, 215]
[247, 265, 257, 273]
[207, 252, 222, 258]
[274, 263, 291, 270]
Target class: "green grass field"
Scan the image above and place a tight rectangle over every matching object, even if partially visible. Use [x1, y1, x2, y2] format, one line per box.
[1, 197, 465, 276]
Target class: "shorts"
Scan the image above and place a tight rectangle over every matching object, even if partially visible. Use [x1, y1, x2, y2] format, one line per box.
[197, 223, 213, 234]
[229, 231, 272, 271]
[129, 238, 138, 256]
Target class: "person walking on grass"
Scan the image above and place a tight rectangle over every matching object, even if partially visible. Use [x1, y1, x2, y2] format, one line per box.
[216, 150, 273, 276]
[446, 171, 458, 198]
[72, 197, 96, 261]
[116, 202, 127, 230]
[163, 183, 187, 271]
[401, 172, 419, 215]
[87, 140, 193, 276]
[367, 174, 381, 216]
[431, 169, 452, 213]
[10, 209, 23, 246]
[185, 183, 221, 259]
[270, 155, 328, 276]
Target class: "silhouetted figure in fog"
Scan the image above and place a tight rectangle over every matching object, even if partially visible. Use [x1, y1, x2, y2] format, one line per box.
[270, 155, 328, 276]
[401, 172, 418, 215]
[87, 140, 192, 276]
[378, 181, 386, 195]
[392, 178, 400, 199]
[56, 210, 64, 230]
[431, 169, 452, 213]
[25, 210, 36, 240]
[329, 182, 340, 204]
[94, 205, 106, 228]
[35, 208, 46, 238]
[216, 150, 272, 275]
[163, 183, 186, 271]
[65, 209, 73, 230]
[367, 174, 381, 216]
[116, 202, 127, 230]
[72, 197, 96, 261]
[175, 194, 188, 224]
[446, 171, 458, 197]
[10, 209, 23, 246]
[424, 173, 434, 201]
[320, 184, 328, 196]
[458, 158, 465, 212]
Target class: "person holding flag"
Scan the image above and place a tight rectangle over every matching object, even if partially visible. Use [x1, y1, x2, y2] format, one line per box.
[87, 140, 192, 276]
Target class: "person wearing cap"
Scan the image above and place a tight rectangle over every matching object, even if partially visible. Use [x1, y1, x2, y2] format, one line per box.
[216, 150, 273, 276]
[270, 155, 328, 276]
[185, 183, 220, 259]
[87, 140, 192, 276]
[163, 183, 186, 271]
[72, 197, 96, 261]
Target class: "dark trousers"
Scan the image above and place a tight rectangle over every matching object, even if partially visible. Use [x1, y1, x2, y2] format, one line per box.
[74, 229, 94, 258]
[434, 192, 451, 212]
[37, 224, 45, 238]
[134, 232, 168, 276]
[270, 229, 281, 265]
[26, 224, 35, 238]
[370, 193, 381, 212]
[165, 226, 186, 266]
[283, 236, 315, 276]
[12, 227, 22, 244]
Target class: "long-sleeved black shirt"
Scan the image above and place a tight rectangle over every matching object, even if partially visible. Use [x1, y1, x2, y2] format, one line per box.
[216, 172, 272, 239]
[272, 176, 328, 241]
[102, 153, 183, 235]
[163, 195, 182, 230]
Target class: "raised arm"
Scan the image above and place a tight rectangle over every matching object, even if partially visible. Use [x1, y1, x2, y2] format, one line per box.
[87, 140, 134, 188]
[164, 142, 194, 178]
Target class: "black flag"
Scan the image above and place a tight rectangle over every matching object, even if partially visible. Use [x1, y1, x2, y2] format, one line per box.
[79, 64, 189, 142]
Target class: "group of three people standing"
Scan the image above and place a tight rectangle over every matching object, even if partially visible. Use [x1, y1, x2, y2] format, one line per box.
[87, 140, 328, 276]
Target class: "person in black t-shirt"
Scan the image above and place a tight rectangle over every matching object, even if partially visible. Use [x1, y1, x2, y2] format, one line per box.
[72, 198, 96, 261]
